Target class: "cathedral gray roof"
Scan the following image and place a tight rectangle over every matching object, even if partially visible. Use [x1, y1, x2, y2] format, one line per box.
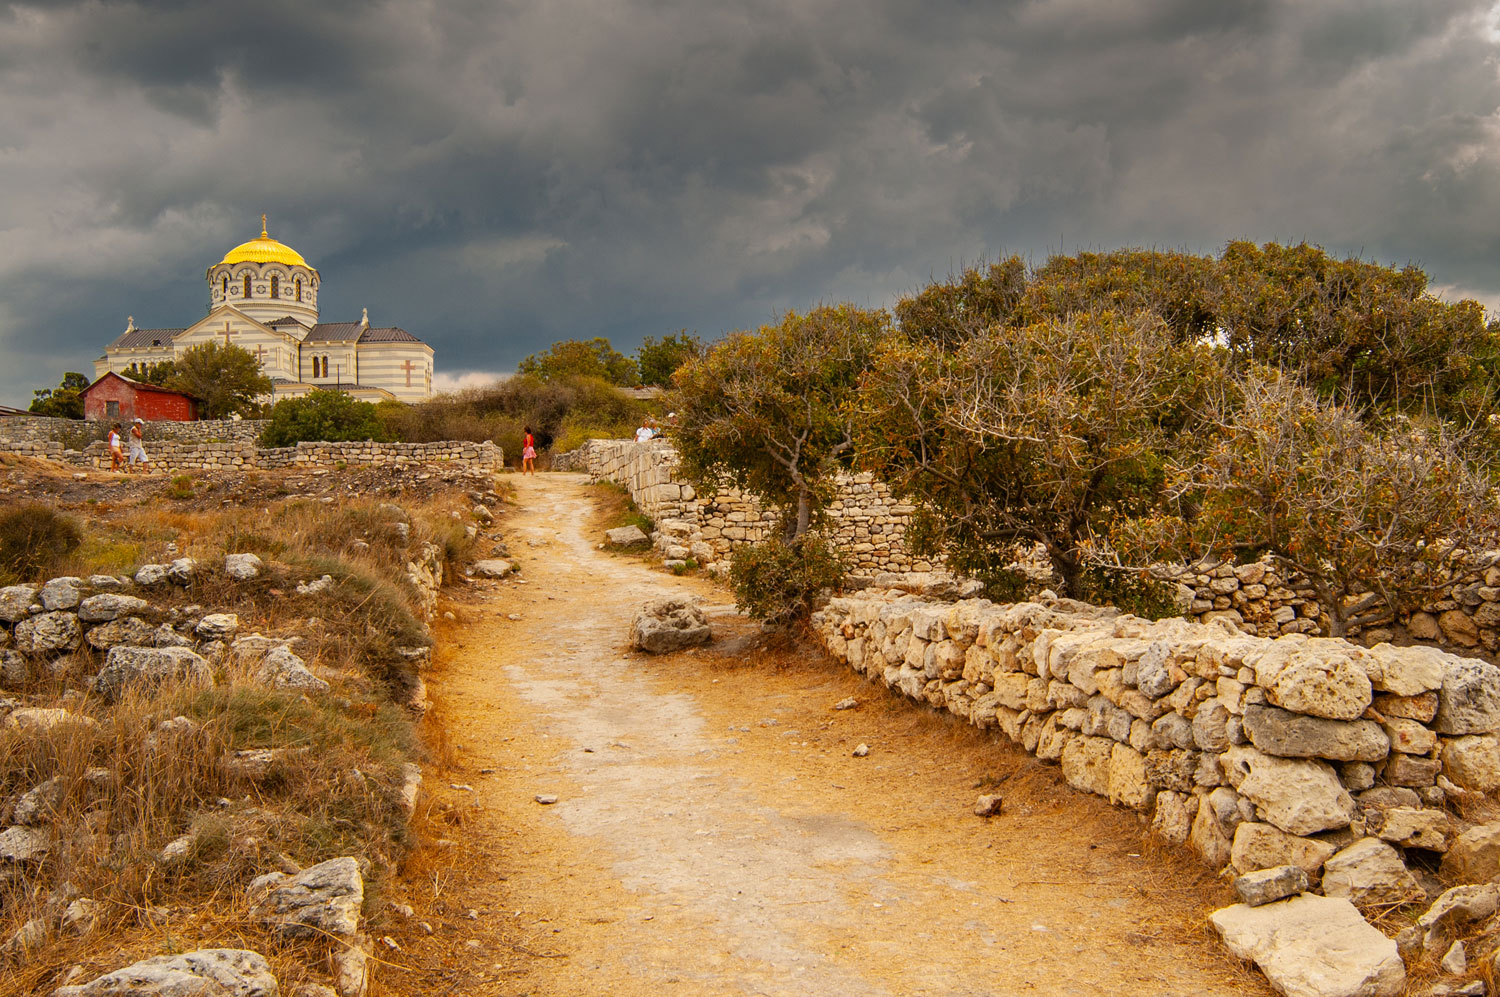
[107, 327, 185, 349]
[300, 322, 425, 344]
[359, 326, 422, 343]
[302, 322, 364, 342]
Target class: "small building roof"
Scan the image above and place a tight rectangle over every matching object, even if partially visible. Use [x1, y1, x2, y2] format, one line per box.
[82, 371, 193, 398]
[303, 322, 364, 342]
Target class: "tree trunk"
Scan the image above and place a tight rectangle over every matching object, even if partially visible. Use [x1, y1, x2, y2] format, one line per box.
[793, 488, 812, 541]
[1049, 543, 1083, 600]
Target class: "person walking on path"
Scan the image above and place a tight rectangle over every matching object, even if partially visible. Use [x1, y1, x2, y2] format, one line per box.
[107, 423, 124, 473]
[127, 418, 150, 474]
[521, 426, 537, 475]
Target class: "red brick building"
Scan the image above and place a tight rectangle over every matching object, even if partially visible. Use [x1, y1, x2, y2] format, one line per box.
[81, 372, 196, 422]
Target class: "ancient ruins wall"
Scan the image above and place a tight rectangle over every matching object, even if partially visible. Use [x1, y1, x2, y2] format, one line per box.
[575, 438, 930, 575]
[814, 588, 1497, 883]
[0, 435, 503, 473]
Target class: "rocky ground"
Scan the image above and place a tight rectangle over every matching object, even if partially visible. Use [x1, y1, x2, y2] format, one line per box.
[0, 454, 503, 995]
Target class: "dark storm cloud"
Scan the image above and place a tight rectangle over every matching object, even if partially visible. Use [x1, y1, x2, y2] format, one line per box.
[2, 0, 1500, 402]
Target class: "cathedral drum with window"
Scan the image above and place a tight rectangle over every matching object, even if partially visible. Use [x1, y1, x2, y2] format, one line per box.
[95, 217, 435, 403]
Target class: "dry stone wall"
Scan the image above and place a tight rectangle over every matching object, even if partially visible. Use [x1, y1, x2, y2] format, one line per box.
[1162, 558, 1500, 659]
[814, 588, 1500, 885]
[575, 438, 932, 575]
[1, 433, 502, 473]
[0, 415, 264, 446]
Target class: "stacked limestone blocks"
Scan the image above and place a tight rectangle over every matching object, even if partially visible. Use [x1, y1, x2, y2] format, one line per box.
[577, 438, 925, 576]
[813, 592, 1500, 891]
[1166, 557, 1500, 653]
[45, 438, 503, 473]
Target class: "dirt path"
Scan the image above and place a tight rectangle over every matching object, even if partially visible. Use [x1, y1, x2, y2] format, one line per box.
[407, 473, 1267, 996]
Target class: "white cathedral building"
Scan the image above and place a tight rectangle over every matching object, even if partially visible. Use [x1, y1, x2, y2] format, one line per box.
[95, 218, 434, 403]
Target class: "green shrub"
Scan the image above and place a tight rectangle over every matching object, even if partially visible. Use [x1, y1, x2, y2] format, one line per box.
[728, 534, 847, 624]
[261, 390, 387, 447]
[0, 504, 82, 581]
[1073, 565, 1183, 621]
[167, 474, 196, 499]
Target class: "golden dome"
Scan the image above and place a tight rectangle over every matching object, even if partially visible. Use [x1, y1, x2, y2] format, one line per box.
[215, 216, 315, 270]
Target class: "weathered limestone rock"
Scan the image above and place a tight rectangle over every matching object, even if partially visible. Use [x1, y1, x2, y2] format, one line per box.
[1193, 699, 1232, 751]
[1235, 865, 1309, 907]
[1241, 705, 1388, 762]
[195, 613, 240, 641]
[1373, 690, 1438, 723]
[1224, 746, 1355, 835]
[1061, 735, 1113, 798]
[1362, 644, 1445, 697]
[1441, 734, 1500, 792]
[1440, 822, 1500, 883]
[1433, 656, 1500, 735]
[51, 948, 279, 997]
[85, 616, 158, 650]
[1151, 790, 1195, 844]
[78, 590, 153, 623]
[604, 525, 650, 547]
[1107, 743, 1151, 810]
[1210, 894, 1403, 997]
[1416, 884, 1500, 948]
[1383, 753, 1440, 787]
[154, 623, 194, 648]
[470, 559, 514, 579]
[134, 563, 169, 587]
[1231, 822, 1337, 878]
[1381, 717, 1436, 755]
[1267, 651, 1372, 721]
[0, 825, 49, 864]
[13, 776, 62, 825]
[2, 707, 93, 732]
[13, 611, 82, 653]
[167, 557, 198, 585]
[1321, 838, 1421, 906]
[0, 585, 37, 624]
[92, 646, 211, 702]
[39, 576, 84, 611]
[258, 646, 329, 693]
[250, 855, 364, 939]
[0, 649, 27, 687]
[1375, 807, 1451, 852]
[629, 597, 711, 653]
[297, 574, 335, 596]
[224, 553, 264, 580]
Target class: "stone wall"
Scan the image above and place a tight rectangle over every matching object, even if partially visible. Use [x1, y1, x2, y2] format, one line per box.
[814, 587, 1498, 886]
[0, 415, 264, 446]
[575, 438, 932, 575]
[1162, 558, 1500, 659]
[1, 434, 503, 473]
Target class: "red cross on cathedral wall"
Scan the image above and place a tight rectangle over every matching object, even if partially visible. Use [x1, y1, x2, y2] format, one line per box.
[403, 358, 416, 388]
[222, 324, 239, 347]
[254, 345, 267, 366]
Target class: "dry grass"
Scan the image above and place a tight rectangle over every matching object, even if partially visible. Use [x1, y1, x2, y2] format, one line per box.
[0, 466, 490, 994]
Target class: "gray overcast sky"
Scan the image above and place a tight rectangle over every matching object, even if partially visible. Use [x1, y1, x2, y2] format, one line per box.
[4, 0, 1500, 403]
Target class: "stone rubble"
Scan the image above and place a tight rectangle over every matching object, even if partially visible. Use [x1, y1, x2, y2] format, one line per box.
[630, 597, 712, 653]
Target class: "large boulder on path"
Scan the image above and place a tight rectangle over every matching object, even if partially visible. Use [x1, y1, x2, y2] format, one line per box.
[250, 855, 364, 939]
[92, 646, 211, 702]
[630, 597, 711, 653]
[605, 525, 650, 548]
[51, 948, 279, 997]
[1209, 894, 1404, 997]
[471, 559, 514, 579]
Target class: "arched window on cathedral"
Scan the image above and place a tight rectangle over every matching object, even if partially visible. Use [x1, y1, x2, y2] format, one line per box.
[221, 276, 228, 297]
[295, 279, 302, 302]
[270, 275, 279, 299]
[243, 275, 252, 298]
